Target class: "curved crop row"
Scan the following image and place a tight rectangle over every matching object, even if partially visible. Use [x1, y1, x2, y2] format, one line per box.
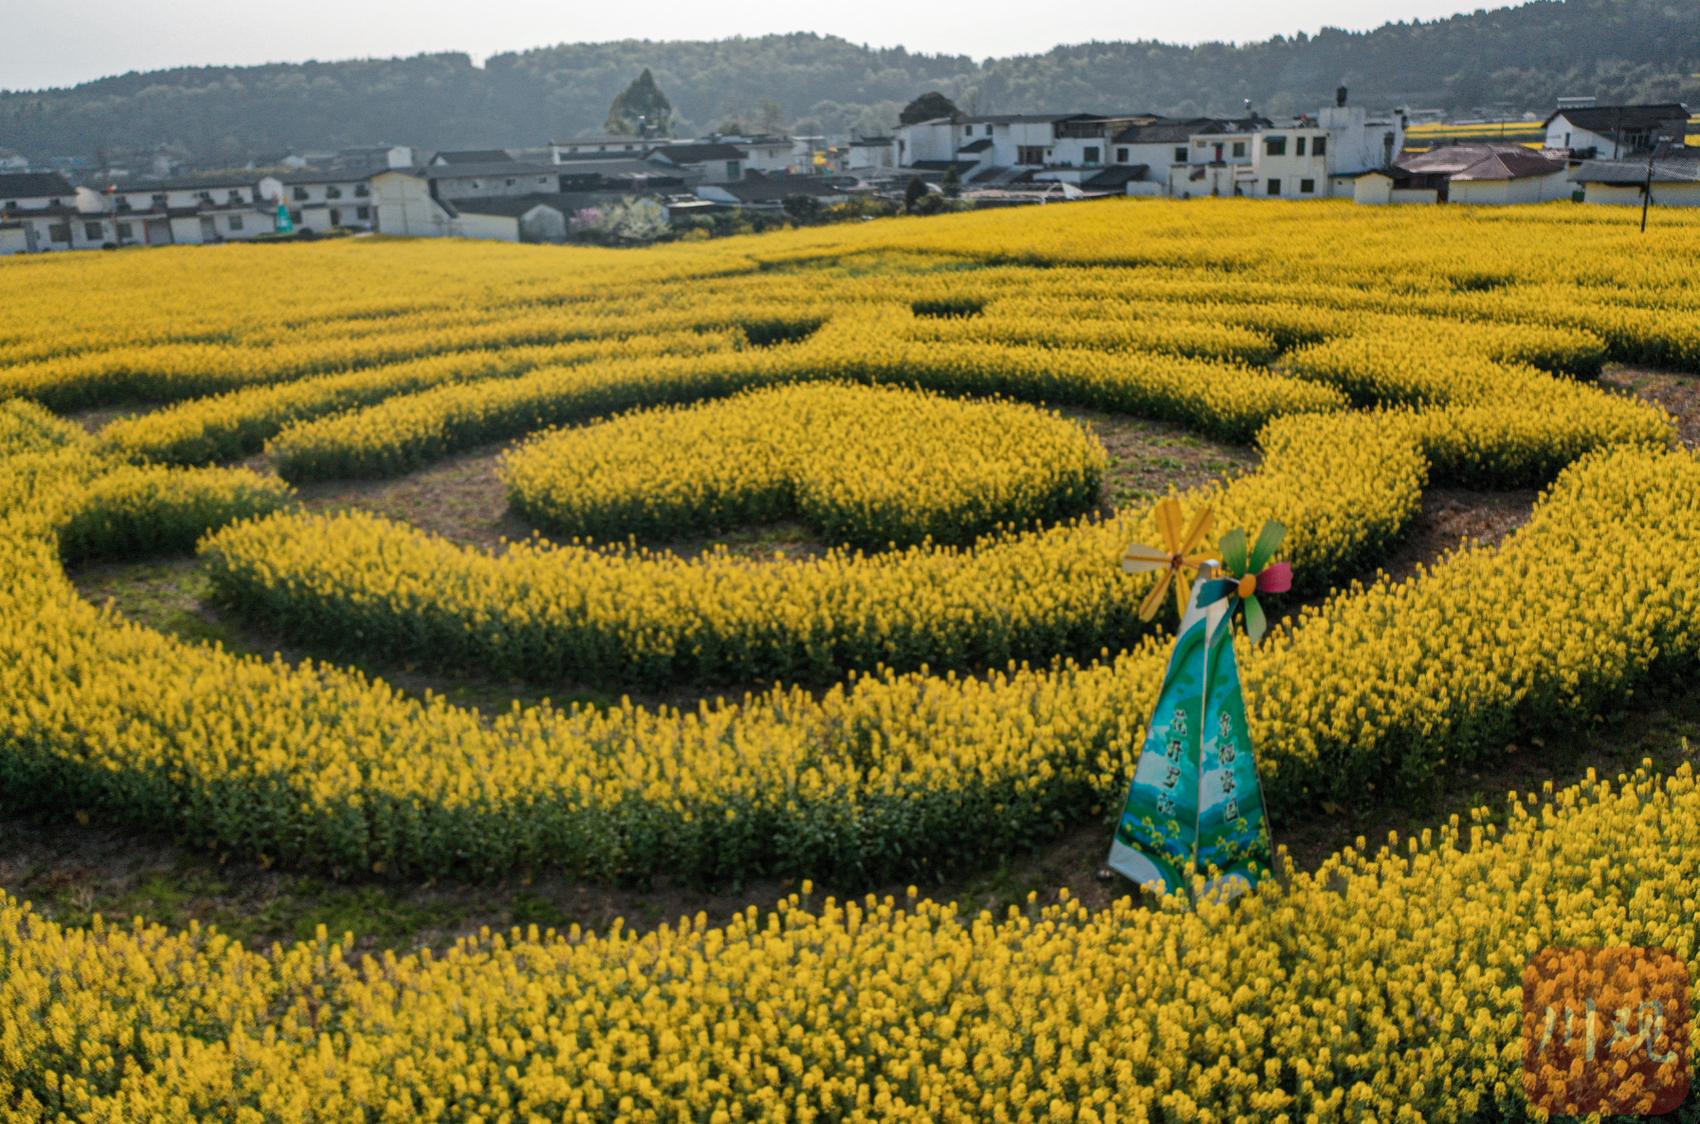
[2, 761, 1697, 1119]
[501, 383, 1108, 549]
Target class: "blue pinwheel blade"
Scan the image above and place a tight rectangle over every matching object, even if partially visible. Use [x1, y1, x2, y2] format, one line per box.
[1197, 578, 1236, 607]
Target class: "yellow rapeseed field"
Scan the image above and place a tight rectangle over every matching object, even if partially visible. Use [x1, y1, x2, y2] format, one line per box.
[3, 197, 1700, 1115]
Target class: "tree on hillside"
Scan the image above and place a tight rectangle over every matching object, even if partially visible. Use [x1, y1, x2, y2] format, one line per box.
[606, 68, 673, 137]
[900, 91, 959, 125]
[754, 96, 787, 135]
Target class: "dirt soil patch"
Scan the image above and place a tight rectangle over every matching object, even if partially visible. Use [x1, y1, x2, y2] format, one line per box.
[1602, 364, 1700, 449]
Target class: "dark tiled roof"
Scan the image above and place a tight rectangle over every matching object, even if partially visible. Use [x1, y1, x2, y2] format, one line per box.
[1113, 118, 1220, 145]
[649, 143, 749, 163]
[105, 175, 259, 192]
[448, 194, 572, 218]
[431, 149, 514, 164]
[1544, 103, 1688, 133]
[958, 138, 994, 153]
[273, 169, 379, 185]
[1396, 143, 1543, 176]
[556, 159, 668, 179]
[957, 113, 1087, 125]
[1082, 164, 1149, 189]
[1450, 149, 1568, 182]
[0, 172, 75, 198]
[710, 177, 854, 202]
[1573, 155, 1700, 185]
[550, 135, 647, 146]
[910, 159, 980, 173]
[403, 162, 558, 180]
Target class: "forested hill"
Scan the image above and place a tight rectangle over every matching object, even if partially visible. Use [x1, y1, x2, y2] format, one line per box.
[3, 0, 1696, 163]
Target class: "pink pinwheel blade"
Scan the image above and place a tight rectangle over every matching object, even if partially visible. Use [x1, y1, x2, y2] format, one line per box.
[1258, 562, 1293, 594]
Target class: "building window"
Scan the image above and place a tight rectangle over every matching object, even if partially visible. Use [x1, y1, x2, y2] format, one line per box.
[1299, 178, 1315, 194]
[505, 178, 516, 186]
[725, 161, 740, 179]
[356, 206, 370, 220]
[1017, 145, 1045, 165]
[355, 185, 370, 197]
[1174, 146, 1187, 163]
[84, 221, 103, 240]
[1232, 141, 1246, 158]
[1264, 136, 1287, 156]
[1296, 137, 1307, 156]
[326, 186, 342, 199]
[1266, 178, 1282, 195]
[1313, 136, 1327, 156]
[228, 190, 243, 203]
[229, 214, 244, 231]
[1116, 147, 1129, 162]
[1084, 146, 1101, 165]
[292, 187, 307, 201]
[289, 209, 303, 224]
[151, 193, 167, 207]
[48, 222, 70, 243]
[116, 222, 133, 239]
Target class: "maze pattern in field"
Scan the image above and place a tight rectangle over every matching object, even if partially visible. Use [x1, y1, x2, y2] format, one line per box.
[4, 199, 1700, 1118]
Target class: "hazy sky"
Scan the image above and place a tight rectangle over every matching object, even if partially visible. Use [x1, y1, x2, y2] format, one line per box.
[4, 0, 1525, 92]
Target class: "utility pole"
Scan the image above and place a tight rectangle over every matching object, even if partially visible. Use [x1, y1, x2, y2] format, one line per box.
[1640, 146, 1657, 234]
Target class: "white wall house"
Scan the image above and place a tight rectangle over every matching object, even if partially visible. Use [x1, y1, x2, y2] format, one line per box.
[846, 136, 897, 171]
[551, 135, 650, 163]
[258, 172, 376, 232]
[1250, 93, 1406, 199]
[0, 172, 76, 252]
[370, 165, 568, 240]
[1352, 145, 1570, 205]
[1574, 155, 1700, 207]
[645, 143, 748, 184]
[1544, 104, 1689, 158]
[718, 135, 794, 174]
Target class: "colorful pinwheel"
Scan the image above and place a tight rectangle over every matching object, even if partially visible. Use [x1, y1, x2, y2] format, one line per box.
[1122, 499, 1214, 621]
[1201, 519, 1292, 643]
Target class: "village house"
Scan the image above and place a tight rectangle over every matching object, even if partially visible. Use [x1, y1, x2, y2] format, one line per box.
[256, 170, 377, 232]
[1543, 103, 1689, 159]
[645, 142, 749, 184]
[426, 149, 517, 166]
[551, 135, 651, 163]
[845, 136, 897, 171]
[1573, 154, 1700, 207]
[1353, 144, 1571, 205]
[370, 161, 574, 240]
[0, 172, 79, 253]
[693, 174, 856, 209]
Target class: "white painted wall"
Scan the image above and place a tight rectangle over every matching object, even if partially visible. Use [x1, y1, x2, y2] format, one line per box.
[1584, 181, 1700, 207]
[1451, 171, 1570, 205]
[371, 172, 453, 236]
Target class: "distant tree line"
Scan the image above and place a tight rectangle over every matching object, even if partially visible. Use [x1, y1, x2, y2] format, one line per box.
[2, 1, 1697, 162]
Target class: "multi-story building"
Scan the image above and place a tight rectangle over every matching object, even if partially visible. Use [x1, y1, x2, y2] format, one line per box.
[257, 171, 377, 232]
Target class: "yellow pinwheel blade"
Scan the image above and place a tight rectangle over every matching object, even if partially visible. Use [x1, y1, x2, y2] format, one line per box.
[1173, 570, 1192, 618]
[1138, 570, 1174, 620]
[1154, 497, 1183, 553]
[1178, 505, 1214, 555]
[1121, 543, 1171, 573]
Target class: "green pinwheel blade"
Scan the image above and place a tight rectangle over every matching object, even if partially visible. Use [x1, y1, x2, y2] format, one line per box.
[1220, 528, 1248, 575]
[1249, 520, 1287, 573]
[1243, 593, 1268, 644]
